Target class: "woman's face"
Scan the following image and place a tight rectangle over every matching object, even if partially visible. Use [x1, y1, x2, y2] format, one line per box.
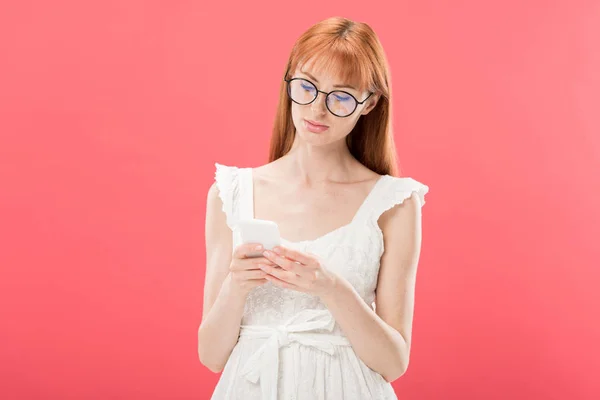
[289, 65, 377, 146]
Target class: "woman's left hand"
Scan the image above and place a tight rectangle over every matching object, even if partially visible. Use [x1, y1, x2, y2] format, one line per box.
[259, 246, 338, 297]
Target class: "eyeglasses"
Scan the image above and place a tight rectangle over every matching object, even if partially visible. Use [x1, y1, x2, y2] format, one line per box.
[283, 76, 373, 118]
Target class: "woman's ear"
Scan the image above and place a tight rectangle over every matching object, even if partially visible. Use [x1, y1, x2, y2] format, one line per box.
[360, 94, 380, 116]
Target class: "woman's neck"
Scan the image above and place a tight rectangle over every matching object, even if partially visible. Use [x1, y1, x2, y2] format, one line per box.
[282, 135, 359, 185]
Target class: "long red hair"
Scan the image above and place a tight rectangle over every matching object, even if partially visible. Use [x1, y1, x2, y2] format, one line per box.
[269, 17, 400, 177]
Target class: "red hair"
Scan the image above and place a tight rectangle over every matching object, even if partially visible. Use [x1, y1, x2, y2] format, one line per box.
[269, 17, 400, 176]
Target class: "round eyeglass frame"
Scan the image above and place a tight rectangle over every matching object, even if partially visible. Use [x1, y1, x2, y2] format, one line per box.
[283, 76, 373, 118]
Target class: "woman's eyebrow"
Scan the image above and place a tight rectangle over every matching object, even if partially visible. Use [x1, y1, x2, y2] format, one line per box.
[300, 70, 358, 91]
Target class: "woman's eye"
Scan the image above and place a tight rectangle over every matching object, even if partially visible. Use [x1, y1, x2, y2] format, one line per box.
[301, 84, 314, 91]
[333, 94, 350, 101]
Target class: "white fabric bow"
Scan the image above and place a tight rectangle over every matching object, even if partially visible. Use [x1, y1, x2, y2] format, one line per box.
[239, 309, 351, 400]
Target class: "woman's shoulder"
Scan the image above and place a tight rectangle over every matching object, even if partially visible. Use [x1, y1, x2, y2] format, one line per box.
[214, 162, 243, 173]
[246, 159, 288, 184]
[211, 162, 250, 228]
[387, 174, 428, 189]
[213, 162, 239, 187]
[214, 160, 275, 173]
[379, 174, 429, 209]
[212, 162, 246, 199]
[213, 161, 255, 183]
[213, 161, 282, 195]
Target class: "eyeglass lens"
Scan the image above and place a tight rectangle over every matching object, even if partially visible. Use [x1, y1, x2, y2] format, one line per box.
[288, 79, 357, 117]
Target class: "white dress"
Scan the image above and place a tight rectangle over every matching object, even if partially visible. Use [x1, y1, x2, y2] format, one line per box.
[210, 163, 429, 400]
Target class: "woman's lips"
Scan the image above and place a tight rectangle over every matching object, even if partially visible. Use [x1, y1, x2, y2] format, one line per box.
[304, 119, 329, 133]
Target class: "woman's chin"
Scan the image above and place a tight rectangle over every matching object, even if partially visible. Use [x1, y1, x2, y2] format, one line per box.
[295, 129, 347, 148]
[298, 128, 329, 141]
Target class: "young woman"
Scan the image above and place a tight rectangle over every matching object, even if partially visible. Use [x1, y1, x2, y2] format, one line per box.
[199, 16, 429, 400]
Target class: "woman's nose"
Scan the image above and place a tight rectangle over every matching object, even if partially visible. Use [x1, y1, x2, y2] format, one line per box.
[310, 92, 327, 114]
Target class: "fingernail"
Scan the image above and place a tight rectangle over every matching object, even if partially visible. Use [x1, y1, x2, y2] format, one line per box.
[255, 245, 263, 251]
[273, 247, 282, 254]
[263, 250, 271, 257]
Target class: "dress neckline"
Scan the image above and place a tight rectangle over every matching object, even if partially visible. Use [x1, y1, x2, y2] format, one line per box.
[247, 168, 388, 245]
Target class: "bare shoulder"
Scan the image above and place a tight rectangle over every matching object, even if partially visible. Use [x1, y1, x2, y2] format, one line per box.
[378, 182, 422, 232]
[207, 181, 219, 199]
[205, 180, 231, 240]
[252, 159, 284, 179]
[359, 167, 383, 184]
[249, 159, 290, 191]
[206, 181, 223, 214]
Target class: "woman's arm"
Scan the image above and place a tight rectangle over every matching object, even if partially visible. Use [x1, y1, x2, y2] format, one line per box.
[197, 183, 247, 373]
[320, 193, 423, 382]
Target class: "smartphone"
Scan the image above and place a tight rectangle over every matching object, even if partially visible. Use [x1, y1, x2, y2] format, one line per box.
[235, 219, 282, 258]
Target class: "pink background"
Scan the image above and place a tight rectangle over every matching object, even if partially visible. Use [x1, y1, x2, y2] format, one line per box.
[1, 1, 599, 399]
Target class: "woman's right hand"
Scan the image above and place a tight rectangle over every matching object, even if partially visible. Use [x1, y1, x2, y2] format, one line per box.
[227, 243, 275, 297]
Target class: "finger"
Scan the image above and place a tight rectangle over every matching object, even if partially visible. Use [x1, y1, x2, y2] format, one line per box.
[240, 269, 269, 280]
[231, 257, 277, 271]
[261, 250, 295, 270]
[258, 263, 298, 283]
[272, 246, 317, 266]
[264, 274, 305, 292]
[262, 250, 313, 277]
[233, 243, 265, 259]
